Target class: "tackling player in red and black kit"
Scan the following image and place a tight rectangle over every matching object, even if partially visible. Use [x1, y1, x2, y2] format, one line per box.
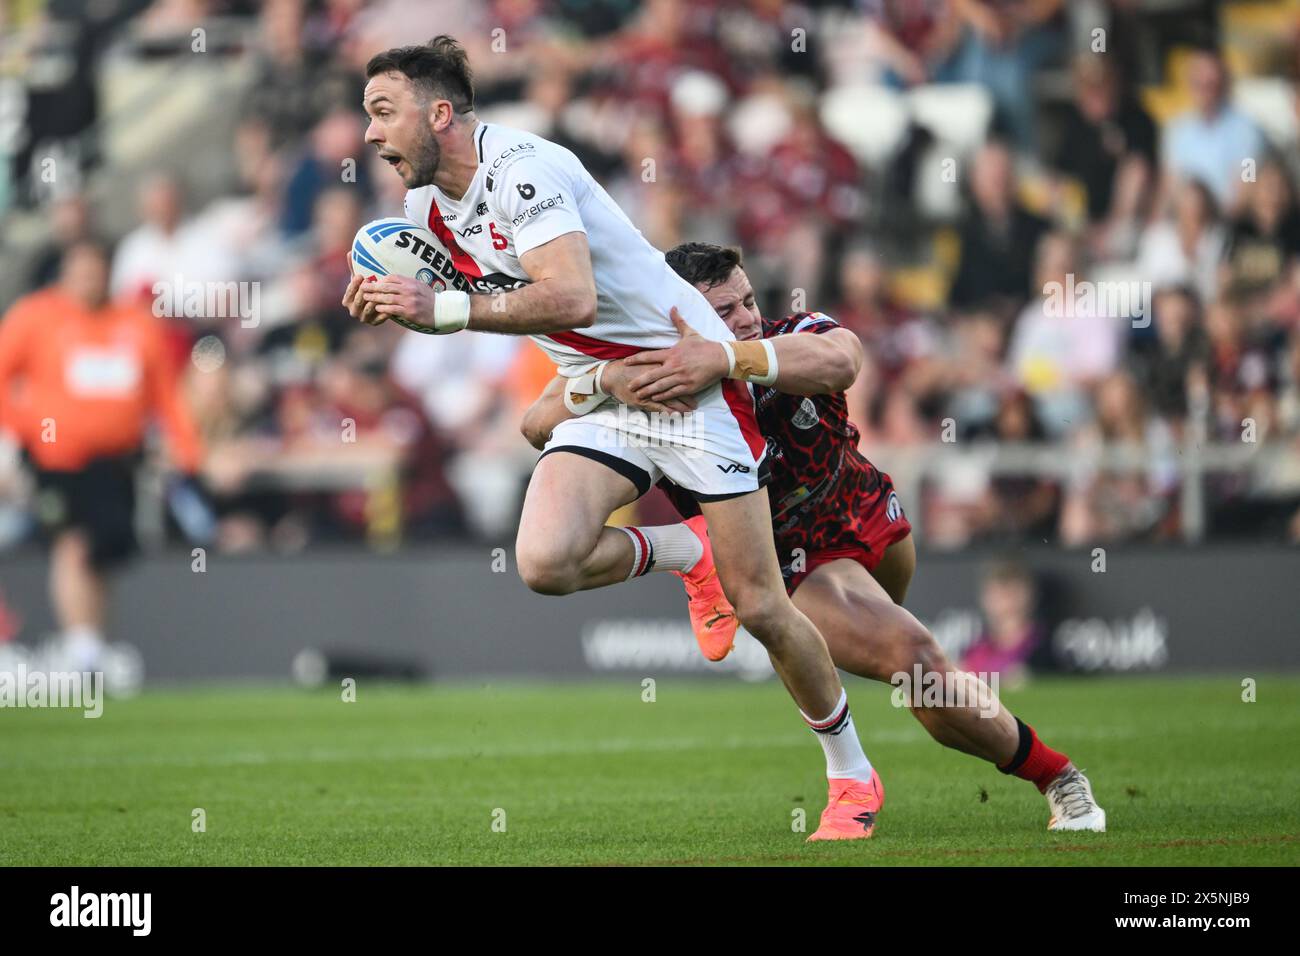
[524, 242, 1107, 835]
[670, 307, 913, 599]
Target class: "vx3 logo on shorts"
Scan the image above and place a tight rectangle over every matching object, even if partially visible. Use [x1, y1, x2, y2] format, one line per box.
[716, 463, 751, 474]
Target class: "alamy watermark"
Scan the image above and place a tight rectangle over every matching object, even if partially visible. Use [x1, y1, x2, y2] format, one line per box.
[152, 274, 260, 327]
[889, 665, 1000, 719]
[50, 886, 150, 935]
[0, 664, 103, 718]
[595, 404, 707, 458]
[1043, 274, 1151, 329]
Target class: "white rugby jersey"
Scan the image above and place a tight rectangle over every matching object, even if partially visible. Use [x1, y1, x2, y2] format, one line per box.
[402, 122, 736, 372]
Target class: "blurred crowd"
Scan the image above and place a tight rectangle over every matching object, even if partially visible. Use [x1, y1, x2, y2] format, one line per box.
[3, 0, 1300, 553]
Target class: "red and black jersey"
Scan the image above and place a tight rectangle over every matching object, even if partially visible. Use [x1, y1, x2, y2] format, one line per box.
[659, 311, 910, 585]
[752, 313, 891, 560]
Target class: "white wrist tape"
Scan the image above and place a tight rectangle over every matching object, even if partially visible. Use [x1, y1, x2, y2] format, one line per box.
[432, 290, 471, 333]
[719, 341, 736, 377]
[563, 361, 612, 415]
[753, 339, 779, 386]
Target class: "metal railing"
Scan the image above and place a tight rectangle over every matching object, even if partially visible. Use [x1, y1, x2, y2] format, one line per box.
[872, 439, 1300, 542]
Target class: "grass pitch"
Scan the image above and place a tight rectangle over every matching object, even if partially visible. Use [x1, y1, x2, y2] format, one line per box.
[2, 675, 1297, 866]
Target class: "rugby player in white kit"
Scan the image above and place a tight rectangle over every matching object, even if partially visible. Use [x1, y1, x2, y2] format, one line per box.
[343, 36, 882, 840]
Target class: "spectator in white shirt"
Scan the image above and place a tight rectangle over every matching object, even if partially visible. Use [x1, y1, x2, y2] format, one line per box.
[1135, 178, 1228, 307]
[110, 173, 238, 313]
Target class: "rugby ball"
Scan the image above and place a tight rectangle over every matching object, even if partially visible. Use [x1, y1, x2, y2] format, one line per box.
[350, 217, 468, 333]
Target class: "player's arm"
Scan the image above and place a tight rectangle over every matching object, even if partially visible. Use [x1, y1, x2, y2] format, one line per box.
[141, 313, 204, 474]
[0, 299, 38, 432]
[520, 374, 569, 450]
[624, 310, 864, 402]
[361, 148, 600, 335]
[351, 232, 597, 335]
[760, 326, 863, 395]
[466, 231, 596, 333]
[519, 360, 698, 451]
[464, 148, 599, 334]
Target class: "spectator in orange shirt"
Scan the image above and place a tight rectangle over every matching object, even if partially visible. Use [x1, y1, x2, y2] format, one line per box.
[0, 240, 207, 673]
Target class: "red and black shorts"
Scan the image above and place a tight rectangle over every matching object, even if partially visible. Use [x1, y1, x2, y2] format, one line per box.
[779, 470, 912, 595]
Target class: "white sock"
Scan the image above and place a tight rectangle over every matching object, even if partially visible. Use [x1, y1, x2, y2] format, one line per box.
[801, 689, 874, 781]
[618, 523, 703, 579]
[62, 626, 105, 672]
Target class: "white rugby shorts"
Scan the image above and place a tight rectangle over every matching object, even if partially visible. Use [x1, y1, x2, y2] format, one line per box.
[538, 379, 769, 500]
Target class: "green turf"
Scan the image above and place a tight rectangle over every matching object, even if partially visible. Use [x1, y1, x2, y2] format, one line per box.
[1, 675, 1297, 866]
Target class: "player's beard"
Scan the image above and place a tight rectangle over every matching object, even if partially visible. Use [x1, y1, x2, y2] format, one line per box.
[403, 122, 441, 188]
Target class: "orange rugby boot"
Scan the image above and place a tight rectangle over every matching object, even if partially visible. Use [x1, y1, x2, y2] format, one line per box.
[673, 515, 739, 662]
[807, 769, 885, 842]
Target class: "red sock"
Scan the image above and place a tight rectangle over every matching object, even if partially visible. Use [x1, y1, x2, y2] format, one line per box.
[998, 718, 1070, 792]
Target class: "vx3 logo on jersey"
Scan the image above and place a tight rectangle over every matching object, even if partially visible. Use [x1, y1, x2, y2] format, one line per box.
[716, 463, 751, 474]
